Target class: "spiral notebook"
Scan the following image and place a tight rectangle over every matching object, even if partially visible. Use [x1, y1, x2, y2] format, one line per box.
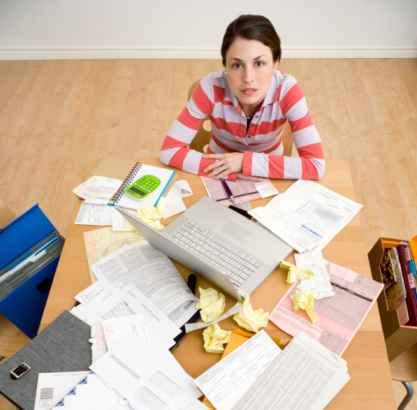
[88, 157, 176, 210]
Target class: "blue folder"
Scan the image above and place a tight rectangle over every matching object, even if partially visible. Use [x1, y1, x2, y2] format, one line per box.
[0, 204, 64, 338]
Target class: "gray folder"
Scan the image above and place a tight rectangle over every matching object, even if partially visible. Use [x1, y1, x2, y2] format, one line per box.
[0, 310, 91, 410]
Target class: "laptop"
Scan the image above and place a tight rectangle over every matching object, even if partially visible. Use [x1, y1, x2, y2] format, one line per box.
[116, 196, 293, 300]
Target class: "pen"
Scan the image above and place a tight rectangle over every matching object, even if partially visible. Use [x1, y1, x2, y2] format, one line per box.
[221, 179, 237, 204]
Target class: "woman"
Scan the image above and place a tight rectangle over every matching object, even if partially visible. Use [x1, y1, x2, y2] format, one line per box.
[160, 15, 325, 181]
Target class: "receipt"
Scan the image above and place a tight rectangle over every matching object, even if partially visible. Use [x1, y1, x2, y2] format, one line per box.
[290, 290, 318, 323]
[162, 180, 193, 218]
[294, 251, 335, 299]
[203, 323, 232, 353]
[280, 260, 315, 283]
[233, 295, 269, 332]
[185, 303, 242, 333]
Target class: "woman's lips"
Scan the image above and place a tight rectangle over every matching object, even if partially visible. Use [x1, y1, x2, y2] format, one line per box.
[241, 88, 257, 96]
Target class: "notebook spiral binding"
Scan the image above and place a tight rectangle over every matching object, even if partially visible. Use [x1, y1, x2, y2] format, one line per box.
[110, 162, 142, 204]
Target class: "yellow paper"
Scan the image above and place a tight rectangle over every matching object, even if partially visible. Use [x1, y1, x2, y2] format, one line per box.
[280, 261, 314, 283]
[133, 205, 165, 231]
[290, 290, 318, 323]
[197, 288, 226, 322]
[203, 324, 231, 353]
[232, 295, 268, 332]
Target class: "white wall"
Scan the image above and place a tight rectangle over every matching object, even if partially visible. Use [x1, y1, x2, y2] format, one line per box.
[0, 0, 416, 60]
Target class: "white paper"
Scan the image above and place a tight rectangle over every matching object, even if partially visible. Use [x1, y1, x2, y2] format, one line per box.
[254, 181, 278, 198]
[102, 314, 149, 350]
[232, 332, 350, 410]
[53, 372, 132, 409]
[76, 282, 181, 350]
[77, 176, 123, 203]
[75, 202, 117, 226]
[34, 371, 90, 410]
[195, 330, 281, 410]
[89, 324, 107, 363]
[70, 303, 102, 327]
[294, 250, 335, 299]
[91, 334, 202, 410]
[250, 179, 362, 253]
[90, 242, 198, 327]
[162, 180, 193, 218]
[112, 211, 135, 231]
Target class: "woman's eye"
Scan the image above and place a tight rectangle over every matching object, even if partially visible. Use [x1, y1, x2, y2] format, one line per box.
[232, 63, 242, 69]
[255, 61, 264, 67]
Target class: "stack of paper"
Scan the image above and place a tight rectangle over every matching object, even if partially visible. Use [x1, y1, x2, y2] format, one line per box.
[195, 330, 349, 410]
[233, 331, 350, 410]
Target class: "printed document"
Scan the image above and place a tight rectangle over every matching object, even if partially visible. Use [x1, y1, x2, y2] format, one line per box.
[83, 226, 144, 282]
[75, 282, 181, 350]
[269, 262, 384, 356]
[90, 242, 199, 327]
[195, 330, 281, 410]
[75, 202, 117, 225]
[233, 331, 350, 410]
[91, 334, 202, 410]
[294, 250, 335, 299]
[249, 179, 362, 253]
[76, 176, 123, 204]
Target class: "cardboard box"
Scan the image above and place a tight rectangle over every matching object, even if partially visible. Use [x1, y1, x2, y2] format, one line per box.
[368, 237, 417, 361]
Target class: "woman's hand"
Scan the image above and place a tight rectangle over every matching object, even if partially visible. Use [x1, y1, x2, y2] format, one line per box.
[203, 152, 244, 179]
[236, 173, 269, 182]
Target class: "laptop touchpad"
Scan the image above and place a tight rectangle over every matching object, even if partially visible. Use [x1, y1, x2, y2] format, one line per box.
[222, 222, 251, 241]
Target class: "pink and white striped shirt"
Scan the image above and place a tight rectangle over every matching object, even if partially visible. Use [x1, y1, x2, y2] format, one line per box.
[160, 70, 325, 180]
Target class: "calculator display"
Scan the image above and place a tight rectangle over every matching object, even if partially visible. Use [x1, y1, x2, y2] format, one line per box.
[129, 187, 146, 196]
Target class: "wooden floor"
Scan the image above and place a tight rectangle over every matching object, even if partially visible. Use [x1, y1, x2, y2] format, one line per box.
[1, 58, 417, 408]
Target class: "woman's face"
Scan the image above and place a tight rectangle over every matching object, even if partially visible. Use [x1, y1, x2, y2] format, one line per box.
[225, 37, 278, 116]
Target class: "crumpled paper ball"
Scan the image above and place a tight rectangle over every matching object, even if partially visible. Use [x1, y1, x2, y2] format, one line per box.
[233, 295, 268, 332]
[290, 290, 318, 323]
[203, 323, 231, 353]
[196, 287, 226, 323]
[280, 261, 315, 283]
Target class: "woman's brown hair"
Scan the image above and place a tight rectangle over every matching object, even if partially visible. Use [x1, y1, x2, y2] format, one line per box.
[221, 15, 282, 65]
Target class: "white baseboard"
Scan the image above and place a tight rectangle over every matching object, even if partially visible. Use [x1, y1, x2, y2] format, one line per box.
[0, 46, 416, 60]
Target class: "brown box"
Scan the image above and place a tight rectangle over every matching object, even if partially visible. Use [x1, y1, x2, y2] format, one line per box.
[368, 237, 417, 361]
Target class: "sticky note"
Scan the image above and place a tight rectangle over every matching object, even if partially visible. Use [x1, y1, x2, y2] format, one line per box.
[197, 288, 226, 323]
[203, 324, 232, 353]
[233, 295, 268, 332]
[290, 290, 318, 323]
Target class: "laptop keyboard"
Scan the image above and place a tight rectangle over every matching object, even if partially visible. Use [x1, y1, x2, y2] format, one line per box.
[169, 220, 262, 287]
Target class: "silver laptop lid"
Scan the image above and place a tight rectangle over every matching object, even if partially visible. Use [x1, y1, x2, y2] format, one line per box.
[116, 196, 293, 300]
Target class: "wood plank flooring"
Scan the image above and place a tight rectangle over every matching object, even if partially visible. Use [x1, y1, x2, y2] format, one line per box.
[1, 58, 417, 409]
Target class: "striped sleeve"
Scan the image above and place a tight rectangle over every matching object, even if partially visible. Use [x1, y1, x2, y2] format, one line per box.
[160, 81, 220, 178]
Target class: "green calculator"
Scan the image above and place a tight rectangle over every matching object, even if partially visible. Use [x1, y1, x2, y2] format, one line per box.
[125, 175, 161, 201]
